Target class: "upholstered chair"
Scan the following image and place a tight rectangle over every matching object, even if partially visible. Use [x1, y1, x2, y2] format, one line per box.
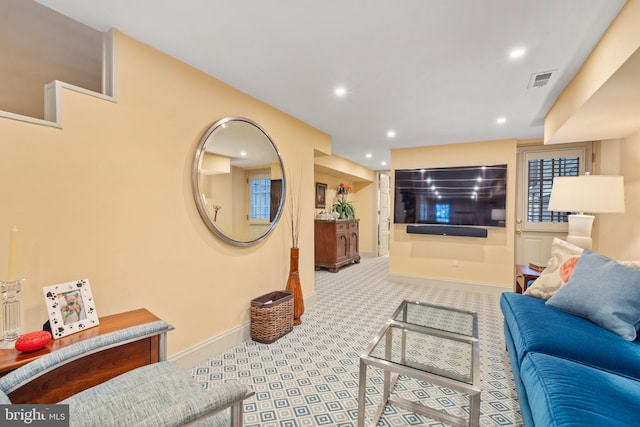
[0, 321, 253, 426]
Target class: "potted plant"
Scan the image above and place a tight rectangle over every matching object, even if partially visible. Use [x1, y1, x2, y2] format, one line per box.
[333, 183, 356, 220]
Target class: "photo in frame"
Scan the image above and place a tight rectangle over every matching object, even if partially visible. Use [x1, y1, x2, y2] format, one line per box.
[42, 279, 99, 339]
[315, 182, 327, 208]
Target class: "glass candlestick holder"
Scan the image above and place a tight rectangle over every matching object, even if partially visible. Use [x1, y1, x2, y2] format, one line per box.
[1, 278, 23, 346]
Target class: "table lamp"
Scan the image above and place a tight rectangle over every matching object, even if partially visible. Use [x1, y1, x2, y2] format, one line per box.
[547, 174, 625, 249]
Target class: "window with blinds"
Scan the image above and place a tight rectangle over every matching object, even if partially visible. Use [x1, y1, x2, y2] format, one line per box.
[249, 169, 271, 222]
[527, 157, 580, 223]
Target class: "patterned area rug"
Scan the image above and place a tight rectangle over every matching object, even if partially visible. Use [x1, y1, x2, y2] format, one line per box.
[191, 256, 523, 426]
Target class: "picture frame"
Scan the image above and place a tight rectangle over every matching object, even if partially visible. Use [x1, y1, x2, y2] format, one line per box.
[42, 279, 99, 339]
[315, 182, 327, 208]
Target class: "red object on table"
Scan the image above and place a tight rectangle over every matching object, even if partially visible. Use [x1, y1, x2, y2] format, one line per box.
[14, 331, 52, 353]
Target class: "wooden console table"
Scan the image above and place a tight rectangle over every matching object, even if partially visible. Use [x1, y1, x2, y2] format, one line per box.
[314, 219, 361, 272]
[0, 308, 171, 403]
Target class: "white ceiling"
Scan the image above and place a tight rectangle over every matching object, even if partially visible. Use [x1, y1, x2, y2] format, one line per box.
[35, 0, 627, 170]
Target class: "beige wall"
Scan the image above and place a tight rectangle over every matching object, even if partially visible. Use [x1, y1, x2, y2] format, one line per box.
[596, 132, 640, 259]
[544, 0, 640, 261]
[390, 139, 518, 287]
[353, 180, 375, 254]
[545, 0, 640, 144]
[0, 0, 102, 118]
[314, 155, 374, 182]
[314, 173, 352, 216]
[0, 32, 329, 356]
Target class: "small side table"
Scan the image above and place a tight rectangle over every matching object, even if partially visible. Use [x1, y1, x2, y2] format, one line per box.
[0, 308, 170, 403]
[515, 264, 541, 294]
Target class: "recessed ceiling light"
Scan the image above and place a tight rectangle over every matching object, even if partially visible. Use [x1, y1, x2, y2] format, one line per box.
[334, 87, 347, 97]
[240, 150, 247, 157]
[381, 161, 387, 166]
[366, 153, 372, 159]
[496, 117, 506, 124]
[387, 130, 396, 138]
[510, 48, 526, 59]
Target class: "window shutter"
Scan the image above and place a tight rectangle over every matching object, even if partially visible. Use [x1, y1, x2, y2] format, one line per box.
[249, 170, 271, 220]
[527, 157, 580, 223]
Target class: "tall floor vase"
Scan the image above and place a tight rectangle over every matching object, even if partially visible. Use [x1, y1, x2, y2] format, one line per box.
[285, 248, 304, 326]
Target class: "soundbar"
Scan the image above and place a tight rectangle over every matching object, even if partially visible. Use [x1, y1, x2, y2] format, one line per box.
[406, 224, 488, 238]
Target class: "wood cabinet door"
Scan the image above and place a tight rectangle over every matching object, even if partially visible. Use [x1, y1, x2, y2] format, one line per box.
[335, 231, 349, 262]
[348, 226, 359, 258]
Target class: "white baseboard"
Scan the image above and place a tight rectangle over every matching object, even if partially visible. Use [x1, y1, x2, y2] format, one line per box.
[171, 291, 317, 369]
[386, 273, 509, 296]
[169, 320, 251, 370]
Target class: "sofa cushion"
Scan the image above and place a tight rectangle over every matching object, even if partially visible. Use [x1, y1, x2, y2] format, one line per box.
[520, 352, 640, 427]
[500, 292, 640, 380]
[546, 249, 640, 341]
[524, 238, 582, 299]
[523, 239, 640, 301]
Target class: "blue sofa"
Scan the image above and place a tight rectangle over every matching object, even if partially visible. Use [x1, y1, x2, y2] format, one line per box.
[500, 292, 640, 427]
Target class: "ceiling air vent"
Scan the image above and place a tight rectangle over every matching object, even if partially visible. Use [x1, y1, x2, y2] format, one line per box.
[528, 70, 556, 89]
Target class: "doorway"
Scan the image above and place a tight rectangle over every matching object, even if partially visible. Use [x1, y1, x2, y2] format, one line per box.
[515, 143, 592, 265]
[377, 171, 391, 256]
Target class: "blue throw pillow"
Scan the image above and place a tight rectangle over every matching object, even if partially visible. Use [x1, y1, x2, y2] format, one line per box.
[546, 249, 640, 341]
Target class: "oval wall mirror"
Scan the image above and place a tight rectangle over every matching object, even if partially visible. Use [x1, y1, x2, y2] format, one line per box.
[192, 117, 285, 246]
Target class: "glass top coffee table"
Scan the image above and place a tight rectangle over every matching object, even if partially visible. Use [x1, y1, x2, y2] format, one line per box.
[358, 300, 480, 427]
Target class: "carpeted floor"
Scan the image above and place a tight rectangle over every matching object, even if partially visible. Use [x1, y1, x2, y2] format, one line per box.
[190, 256, 523, 426]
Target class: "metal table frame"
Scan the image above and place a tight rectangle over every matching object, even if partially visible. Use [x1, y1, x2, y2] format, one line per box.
[358, 301, 480, 427]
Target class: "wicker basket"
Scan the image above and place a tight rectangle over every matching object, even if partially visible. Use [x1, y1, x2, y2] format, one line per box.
[250, 290, 294, 343]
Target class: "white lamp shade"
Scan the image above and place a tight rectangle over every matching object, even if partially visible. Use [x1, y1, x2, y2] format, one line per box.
[547, 175, 625, 214]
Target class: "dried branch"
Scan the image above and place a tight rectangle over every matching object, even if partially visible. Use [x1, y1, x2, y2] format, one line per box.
[285, 168, 303, 248]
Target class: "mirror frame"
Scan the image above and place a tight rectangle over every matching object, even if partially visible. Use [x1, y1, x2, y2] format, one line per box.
[192, 117, 286, 246]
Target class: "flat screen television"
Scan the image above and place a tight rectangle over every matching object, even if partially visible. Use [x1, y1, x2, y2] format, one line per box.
[394, 164, 507, 227]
